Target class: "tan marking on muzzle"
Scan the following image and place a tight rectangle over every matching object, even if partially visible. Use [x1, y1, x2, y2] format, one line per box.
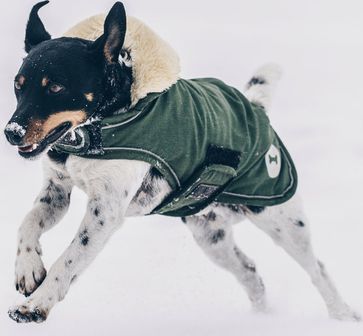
[85, 93, 94, 102]
[42, 77, 49, 87]
[24, 110, 87, 145]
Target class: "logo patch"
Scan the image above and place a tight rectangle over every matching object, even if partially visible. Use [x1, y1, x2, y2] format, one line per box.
[265, 144, 281, 178]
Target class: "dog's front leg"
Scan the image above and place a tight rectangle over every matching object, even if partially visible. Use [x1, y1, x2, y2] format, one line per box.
[15, 165, 73, 297]
[8, 163, 146, 324]
[9, 193, 124, 323]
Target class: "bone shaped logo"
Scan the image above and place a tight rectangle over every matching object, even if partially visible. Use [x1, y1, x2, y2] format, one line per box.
[265, 145, 281, 178]
[269, 154, 278, 164]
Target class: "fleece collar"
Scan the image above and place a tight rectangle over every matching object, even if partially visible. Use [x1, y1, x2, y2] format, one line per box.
[64, 15, 181, 107]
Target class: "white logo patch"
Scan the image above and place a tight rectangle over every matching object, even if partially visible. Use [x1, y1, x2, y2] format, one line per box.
[265, 144, 281, 178]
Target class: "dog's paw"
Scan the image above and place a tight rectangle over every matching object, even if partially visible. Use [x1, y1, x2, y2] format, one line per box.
[15, 245, 46, 297]
[8, 302, 48, 324]
[329, 304, 361, 322]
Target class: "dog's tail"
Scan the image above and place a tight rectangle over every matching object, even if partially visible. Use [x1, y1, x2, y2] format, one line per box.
[243, 63, 282, 111]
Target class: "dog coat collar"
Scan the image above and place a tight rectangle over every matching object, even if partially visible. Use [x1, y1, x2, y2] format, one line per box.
[54, 78, 298, 217]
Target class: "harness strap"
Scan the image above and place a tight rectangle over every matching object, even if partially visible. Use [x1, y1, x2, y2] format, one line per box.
[53, 92, 162, 156]
[151, 145, 241, 217]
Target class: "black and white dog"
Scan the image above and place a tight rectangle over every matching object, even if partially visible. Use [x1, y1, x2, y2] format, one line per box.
[4, 1, 360, 323]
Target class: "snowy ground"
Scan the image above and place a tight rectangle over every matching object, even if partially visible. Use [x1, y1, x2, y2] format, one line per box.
[1, 0, 363, 335]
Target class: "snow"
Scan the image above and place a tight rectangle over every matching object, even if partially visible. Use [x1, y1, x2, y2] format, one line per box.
[4, 122, 26, 137]
[1, 0, 363, 335]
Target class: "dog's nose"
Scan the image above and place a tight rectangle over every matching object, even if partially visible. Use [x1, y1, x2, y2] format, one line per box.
[4, 123, 26, 145]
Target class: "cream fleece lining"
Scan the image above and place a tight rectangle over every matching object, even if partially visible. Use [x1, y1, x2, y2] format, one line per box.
[64, 15, 181, 107]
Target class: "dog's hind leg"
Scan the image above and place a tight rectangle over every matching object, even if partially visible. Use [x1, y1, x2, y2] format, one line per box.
[245, 194, 360, 321]
[183, 205, 267, 312]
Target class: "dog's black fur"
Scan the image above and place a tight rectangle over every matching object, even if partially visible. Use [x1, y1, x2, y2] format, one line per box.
[4, 1, 132, 160]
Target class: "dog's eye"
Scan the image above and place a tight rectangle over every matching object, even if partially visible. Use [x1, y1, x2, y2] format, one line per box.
[48, 83, 65, 94]
[14, 81, 22, 90]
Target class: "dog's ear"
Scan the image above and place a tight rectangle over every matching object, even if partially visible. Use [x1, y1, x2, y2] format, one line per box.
[92, 2, 127, 63]
[25, 1, 51, 53]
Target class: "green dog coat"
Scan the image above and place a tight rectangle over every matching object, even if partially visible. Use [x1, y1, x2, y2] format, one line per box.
[54, 78, 298, 217]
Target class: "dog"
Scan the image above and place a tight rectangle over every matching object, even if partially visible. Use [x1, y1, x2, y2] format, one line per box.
[4, 1, 360, 323]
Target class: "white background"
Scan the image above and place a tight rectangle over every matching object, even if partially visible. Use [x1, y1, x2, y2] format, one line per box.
[1, 0, 363, 335]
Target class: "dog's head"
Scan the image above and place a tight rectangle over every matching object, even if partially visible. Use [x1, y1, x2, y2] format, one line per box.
[4, 1, 132, 159]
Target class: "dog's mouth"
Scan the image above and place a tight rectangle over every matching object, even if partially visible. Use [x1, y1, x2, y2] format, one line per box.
[18, 122, 72, 159]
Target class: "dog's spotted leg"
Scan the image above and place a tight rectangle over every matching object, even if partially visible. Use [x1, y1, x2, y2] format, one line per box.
[15, 163, 73, 297]
[9, 192, 124, 323]
[9, 162, 148, 323]
[245, 194, 361, 321]
[184, 205, 267, 312]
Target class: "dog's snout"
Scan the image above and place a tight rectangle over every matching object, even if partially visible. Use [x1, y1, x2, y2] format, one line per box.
[4, 122, 26, 145]
[4, 128, 23, 145]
